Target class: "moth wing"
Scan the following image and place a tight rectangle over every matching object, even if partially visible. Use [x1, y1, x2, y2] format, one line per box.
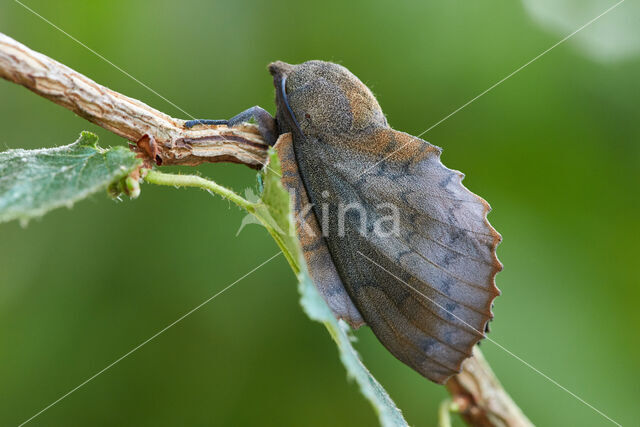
[275, 133, 364, 328]
[293, 127, 502, 383]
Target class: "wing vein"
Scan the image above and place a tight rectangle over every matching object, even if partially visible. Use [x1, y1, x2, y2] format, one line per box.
[393, 237, 497, 294]
[368, 294, 464, 372]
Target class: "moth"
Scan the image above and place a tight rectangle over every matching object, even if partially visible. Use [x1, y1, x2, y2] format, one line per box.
[186, 60, 502, 384]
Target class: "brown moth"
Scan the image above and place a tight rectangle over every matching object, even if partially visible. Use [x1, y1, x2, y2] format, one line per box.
[188, 60, 502, 384]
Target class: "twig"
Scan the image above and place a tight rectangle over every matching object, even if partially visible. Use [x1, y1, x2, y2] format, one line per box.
[0, 32, 269, 169]
[0, 31, 532, 427]
[446, 347, 533, 426]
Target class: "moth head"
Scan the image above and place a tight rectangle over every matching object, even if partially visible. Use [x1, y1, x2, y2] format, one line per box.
[269, 60, 387, 138]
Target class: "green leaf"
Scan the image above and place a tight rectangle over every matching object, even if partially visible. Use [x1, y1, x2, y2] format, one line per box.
[252, 150, 304, 273]
[0, 131, 141, 224]
[144, 148, 408, 427]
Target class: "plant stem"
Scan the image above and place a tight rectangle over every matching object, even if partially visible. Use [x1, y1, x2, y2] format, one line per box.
[143, 169, 254, 212]
[143, 169, 300, 275]
[438, 398, 457, 427]
[446, 346, 533, 426]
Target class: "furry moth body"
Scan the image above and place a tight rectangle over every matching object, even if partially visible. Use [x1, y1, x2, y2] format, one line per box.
[270, 61, 502, 384]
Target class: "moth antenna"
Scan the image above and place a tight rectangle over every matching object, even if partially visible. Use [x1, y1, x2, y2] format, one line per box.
[280, 76, 303, 132]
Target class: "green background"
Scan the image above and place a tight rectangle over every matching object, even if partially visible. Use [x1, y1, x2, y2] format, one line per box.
[1, 1, 638, 425]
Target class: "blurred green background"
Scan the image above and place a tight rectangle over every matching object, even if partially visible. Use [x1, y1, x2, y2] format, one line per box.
[1, 1, 638, 425]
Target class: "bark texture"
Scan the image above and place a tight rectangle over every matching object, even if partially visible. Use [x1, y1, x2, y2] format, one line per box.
[446, 347, 533, 426]
[0, 32, 269, 169]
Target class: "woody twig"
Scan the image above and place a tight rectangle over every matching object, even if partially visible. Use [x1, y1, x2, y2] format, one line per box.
[445, 347, 533, 426]
[0, 32, 269, 169]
